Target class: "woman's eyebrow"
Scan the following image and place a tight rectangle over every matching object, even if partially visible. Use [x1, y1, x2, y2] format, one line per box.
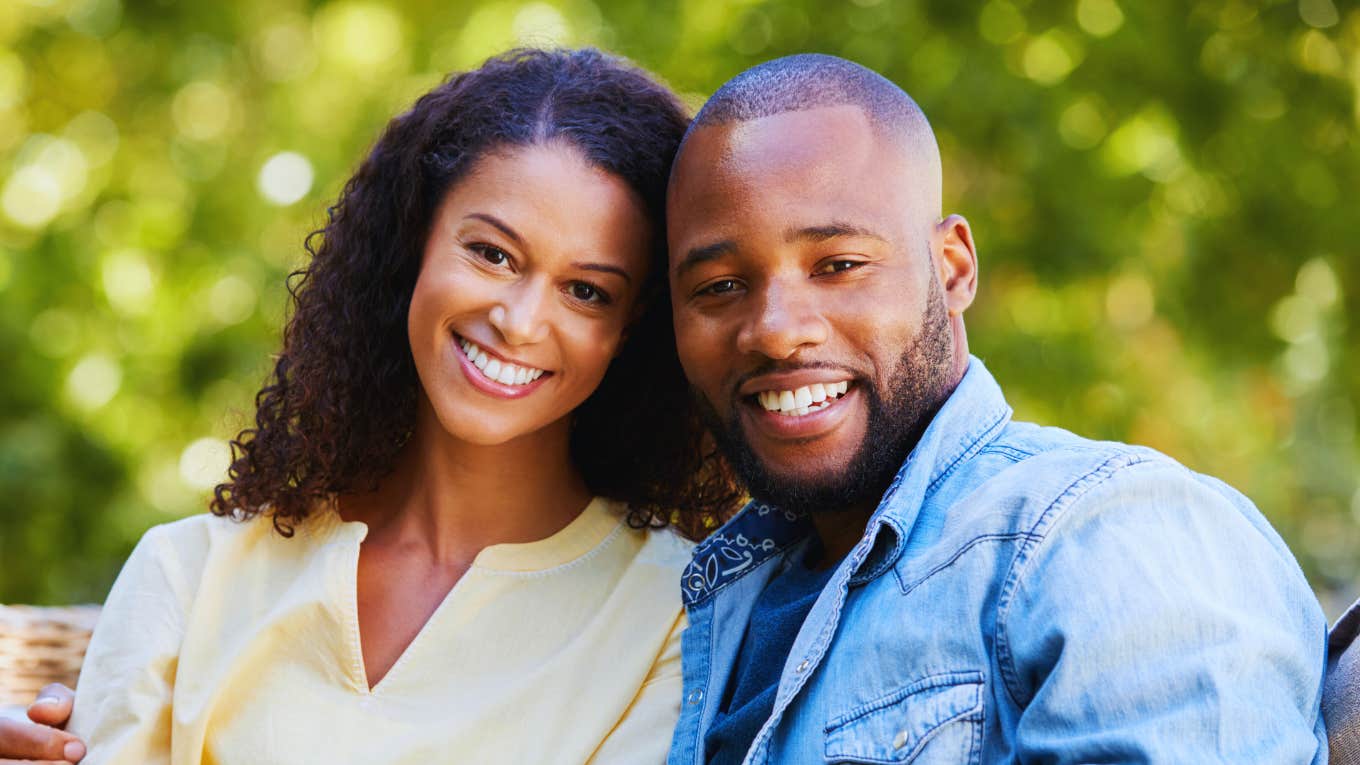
[464, 212, 523, 245]
[574, 262, 632, 283]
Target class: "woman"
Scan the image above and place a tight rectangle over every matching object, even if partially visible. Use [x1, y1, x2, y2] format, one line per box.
[0, 48, 738, 763]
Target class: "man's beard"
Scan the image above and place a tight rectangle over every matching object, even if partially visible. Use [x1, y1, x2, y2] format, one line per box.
[696, 279, 956, 517]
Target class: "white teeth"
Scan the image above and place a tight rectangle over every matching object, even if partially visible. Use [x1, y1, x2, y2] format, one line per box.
[755, 380, 852, 416]
[458, 337, 547, 386]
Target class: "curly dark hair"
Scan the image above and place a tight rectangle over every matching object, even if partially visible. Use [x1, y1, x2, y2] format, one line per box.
[211, 48, 741, 538]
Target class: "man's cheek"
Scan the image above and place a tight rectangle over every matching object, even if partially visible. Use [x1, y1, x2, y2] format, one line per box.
[675, 343, 717, 393]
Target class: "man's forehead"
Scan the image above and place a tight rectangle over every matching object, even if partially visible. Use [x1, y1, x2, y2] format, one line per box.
[675, 104, 881, 183]
[667, 104, 916, 231]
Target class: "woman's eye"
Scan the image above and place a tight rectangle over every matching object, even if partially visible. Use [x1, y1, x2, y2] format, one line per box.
[471, 244, 510, 266]
[569, 282, 609, 304]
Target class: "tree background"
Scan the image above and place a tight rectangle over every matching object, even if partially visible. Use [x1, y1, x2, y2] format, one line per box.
[1, 0, 1356, 614]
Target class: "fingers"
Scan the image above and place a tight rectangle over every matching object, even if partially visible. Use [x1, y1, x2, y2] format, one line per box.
[0, 718, 85, 763]
[25, 686, 74, 729]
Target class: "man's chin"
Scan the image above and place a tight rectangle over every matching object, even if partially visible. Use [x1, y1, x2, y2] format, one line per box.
[740, 459, 884, 517]
[747, 459, 857, 494]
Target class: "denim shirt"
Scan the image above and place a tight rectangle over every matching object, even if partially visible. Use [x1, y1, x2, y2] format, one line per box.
[668, 358, 1328, 764]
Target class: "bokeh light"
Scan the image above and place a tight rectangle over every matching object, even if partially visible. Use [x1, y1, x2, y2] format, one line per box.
[178, 437, 231, 492]
[257, 152, 314, 206]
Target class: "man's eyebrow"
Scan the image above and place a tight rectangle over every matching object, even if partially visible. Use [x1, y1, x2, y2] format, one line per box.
[573, 262, 632, 283]
[464, 213, 523, 245]
[672, 240, 736, 278]
[787, 222, 887, 243]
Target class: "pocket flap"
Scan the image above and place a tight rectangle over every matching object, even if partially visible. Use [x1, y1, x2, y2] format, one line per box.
[824, 671, 983, 763]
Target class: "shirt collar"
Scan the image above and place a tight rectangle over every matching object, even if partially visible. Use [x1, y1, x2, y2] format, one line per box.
[852, 356, 1012, 582]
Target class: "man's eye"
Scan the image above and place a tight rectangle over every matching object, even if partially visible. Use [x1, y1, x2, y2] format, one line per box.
[700, 279, 740, 296]
[818, 260, 861, 275]
[569, 282, 610, 304]
[471, 244, 510, 266]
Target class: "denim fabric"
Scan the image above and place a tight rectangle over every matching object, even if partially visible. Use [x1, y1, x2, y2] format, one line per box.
[669, 357, 1328, 765]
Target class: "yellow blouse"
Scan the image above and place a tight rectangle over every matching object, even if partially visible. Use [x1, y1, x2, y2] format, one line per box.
[69, 498, 692, 764]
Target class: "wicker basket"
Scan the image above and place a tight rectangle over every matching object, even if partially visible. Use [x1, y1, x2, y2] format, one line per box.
[0, 605, 102, 706]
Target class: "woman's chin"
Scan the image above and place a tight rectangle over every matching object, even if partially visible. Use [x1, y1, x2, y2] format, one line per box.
[422, 403, 572, 448]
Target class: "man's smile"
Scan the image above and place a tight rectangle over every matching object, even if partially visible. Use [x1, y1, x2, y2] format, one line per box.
[735, 370, 862, 441]
[752, 380, 850, 416]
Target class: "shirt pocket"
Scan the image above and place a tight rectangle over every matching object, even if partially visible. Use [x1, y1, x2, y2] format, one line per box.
[823, 670, 983, 765]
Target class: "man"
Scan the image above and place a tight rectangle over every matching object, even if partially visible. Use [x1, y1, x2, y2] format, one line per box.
[663, 54, 1326, 762]
[0, 54, 1331, 763]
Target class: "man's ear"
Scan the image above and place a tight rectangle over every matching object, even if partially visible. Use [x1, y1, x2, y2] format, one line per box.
[934, 214, 978, 316]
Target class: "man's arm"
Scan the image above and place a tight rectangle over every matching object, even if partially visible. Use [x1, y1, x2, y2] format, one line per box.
[0, 684, 83, 763]
[998, 459, 1327, 762]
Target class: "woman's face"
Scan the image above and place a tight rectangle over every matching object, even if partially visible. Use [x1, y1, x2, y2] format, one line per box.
[407, 141, 653, 446]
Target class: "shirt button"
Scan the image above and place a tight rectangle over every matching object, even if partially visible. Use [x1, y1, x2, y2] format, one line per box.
[686, 688, 704, 705]
[796, 659, 810, 673]
[892, 729, 909, 750]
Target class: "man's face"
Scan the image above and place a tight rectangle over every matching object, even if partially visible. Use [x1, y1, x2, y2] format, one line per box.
[667, 105, 975, 515]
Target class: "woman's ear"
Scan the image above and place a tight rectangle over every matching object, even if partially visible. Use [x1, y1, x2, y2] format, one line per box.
[614, 299, 648, 358]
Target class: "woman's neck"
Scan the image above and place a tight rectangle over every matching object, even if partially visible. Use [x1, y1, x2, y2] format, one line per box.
[339, 402, 592, 566]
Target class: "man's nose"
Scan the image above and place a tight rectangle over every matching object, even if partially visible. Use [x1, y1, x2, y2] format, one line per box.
[735, 281, 828, 359]
[489, 277, 551, 346]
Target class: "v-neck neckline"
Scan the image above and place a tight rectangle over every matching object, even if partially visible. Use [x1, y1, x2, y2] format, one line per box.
[324, 497, 623, 694]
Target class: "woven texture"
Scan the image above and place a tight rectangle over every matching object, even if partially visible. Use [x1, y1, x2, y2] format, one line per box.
[1328, 599, 1360, 765]
[0, 605, 101, 706]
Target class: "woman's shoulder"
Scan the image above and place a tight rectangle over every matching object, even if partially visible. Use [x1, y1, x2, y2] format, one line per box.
[129, 510, 349, 584]
[633, 521, 697, 567]
[136, 511, 271, 557]
[597, 499, 697, 566]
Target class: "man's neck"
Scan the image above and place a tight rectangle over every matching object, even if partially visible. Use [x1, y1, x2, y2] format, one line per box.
[807, 505, 876, 568]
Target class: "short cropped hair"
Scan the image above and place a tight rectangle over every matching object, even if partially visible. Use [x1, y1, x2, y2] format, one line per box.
[688, 53, 933, 144]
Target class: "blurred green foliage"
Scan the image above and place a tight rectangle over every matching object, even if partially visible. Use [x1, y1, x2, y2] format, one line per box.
[1, 0, 1356, 612]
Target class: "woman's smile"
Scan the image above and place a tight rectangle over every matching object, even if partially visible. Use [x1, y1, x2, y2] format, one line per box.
[453, 333, 553, 399]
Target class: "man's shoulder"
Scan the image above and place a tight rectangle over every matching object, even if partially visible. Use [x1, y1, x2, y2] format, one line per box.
[935, 419, 1177, 527]
[951, 418, 1307, 599]
[926, 418, 1281, 561]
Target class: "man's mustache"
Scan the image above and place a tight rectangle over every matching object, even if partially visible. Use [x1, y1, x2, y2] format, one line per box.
[730, 361, 864, 399]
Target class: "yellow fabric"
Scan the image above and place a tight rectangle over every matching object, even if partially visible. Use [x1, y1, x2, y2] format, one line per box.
[69, 497, 692, 764]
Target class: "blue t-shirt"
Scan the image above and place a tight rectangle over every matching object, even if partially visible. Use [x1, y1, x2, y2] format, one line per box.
[704, 539, 836, 765]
